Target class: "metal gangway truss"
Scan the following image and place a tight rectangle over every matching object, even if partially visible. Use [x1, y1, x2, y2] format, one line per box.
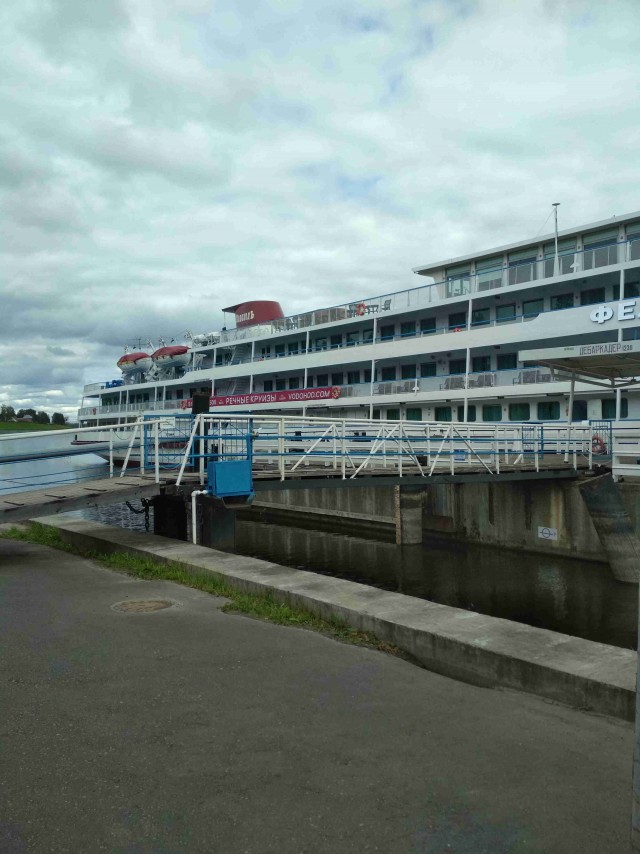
[138, 414, 611, 488]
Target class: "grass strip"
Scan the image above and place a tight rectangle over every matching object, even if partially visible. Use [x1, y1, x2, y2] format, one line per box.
[1, 522, 404, 657]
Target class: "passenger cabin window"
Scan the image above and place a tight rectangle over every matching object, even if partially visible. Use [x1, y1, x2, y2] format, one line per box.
[401, 364, 416, 379]
[472, 356, 491, 373]
[496, 303, 516, 323]
[537, 401, 560, 420]
[508, 248, 537, 285]
[583, 228, 619, 270]
[482, 404, 502, 422]
[551, 293, 574, 311]
[331, 372, 344, 386]
[387, 408, 400, 420]
[523, 298, 544, 318]
[380, 325, 395, 341]
[346, 332, 359, 347]
[347, 371, 360, 384]
[316, 374, 328, 387]
[445, 265, 471, 298]
[602, 398, 628, 418]
[330, 335, 342, 349]
[472, 307, 490, 326]
[497, 353, 517, 371]
[275, 344, 285, 357]
[420, 317, 436, 334]
[380, 367, 396, 381]
[580, 287, 605, 306]
[449, 359, 466, 375]
[275, 379, 286, 391]
[289, 377, 299, 389]
[362, 327, 374, 343]
[476, 257, 503, 291]
[509, 403, 530, 421]
[543, 238, 577, 277]
[288, 342, 299, 355]
[420, 362, 437, 377]
[457, 405, 476, 421]
[263, 380, 273, 392]
[435, 406, 452, 422]
[448, 311, 466, 330]
[401, 321, 416, 338]
[406, 408, 422, 421]
[314, 337, 327, 351]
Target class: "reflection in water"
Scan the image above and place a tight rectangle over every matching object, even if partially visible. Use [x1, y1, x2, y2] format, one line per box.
[235, 521, 638, 652]
[73, 497, 638, 652]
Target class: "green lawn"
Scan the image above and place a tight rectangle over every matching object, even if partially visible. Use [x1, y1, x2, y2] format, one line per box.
[0, 422, 70, 434]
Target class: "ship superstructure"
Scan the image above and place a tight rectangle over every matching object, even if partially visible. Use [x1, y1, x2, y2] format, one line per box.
[79, 211, 640, 426]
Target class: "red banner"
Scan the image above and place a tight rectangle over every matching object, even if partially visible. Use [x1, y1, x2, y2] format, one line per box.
[181, 386, 341, 410]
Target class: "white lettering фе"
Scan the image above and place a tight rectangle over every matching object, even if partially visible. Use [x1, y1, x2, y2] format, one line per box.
[590, 300, 639, 324]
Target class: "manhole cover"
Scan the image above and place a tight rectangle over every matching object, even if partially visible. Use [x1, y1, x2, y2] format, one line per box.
[111, 599, 176, 614]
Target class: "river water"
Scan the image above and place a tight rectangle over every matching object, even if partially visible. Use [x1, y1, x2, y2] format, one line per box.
[4, 455, 637, 651]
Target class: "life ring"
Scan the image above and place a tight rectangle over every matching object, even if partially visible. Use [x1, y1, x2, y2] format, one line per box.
[592, 435, 607, 455]
[356, 303, 366, 316]
[331, 386, 341, 399]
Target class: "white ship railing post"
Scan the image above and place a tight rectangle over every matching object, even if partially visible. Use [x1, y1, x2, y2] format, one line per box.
[109, 430, 114, 479]
[154, 420, 160, 483]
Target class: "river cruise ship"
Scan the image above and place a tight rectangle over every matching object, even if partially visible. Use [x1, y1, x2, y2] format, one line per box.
[79, 211, 640, 427]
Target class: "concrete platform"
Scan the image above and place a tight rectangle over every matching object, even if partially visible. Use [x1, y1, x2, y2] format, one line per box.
[0, 536, 634, 853]
[32, 516, 638, 721]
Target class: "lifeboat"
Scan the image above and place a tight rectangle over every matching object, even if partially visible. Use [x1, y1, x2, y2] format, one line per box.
[151, 345, 190, 369]
[117, 351, 153, 374]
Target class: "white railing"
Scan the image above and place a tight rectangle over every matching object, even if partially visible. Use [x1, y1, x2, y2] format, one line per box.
[116, 414, 608, 485]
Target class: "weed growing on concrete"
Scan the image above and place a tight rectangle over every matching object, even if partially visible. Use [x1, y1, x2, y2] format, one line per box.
[1, 523, 403, 657]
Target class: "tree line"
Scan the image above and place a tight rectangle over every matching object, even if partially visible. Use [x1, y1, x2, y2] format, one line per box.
[0, 404, 67, 425]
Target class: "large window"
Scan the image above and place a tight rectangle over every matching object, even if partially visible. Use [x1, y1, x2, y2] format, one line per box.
[288, 342, 299, 355]
[346, 332, 359, 347]
[275, 344, 285, 357]
[448, 311, 466, 330]
[380, 367, 396, 381]
[401, 364, 416, 379]
[538, 401, 560, 420]
[472, 355, 491, 372]
[314, 337, 327, 351]
[497, 353, 517, 370]
[543, 238, 577, 277]
[434, 406, 452, 422]
[263, 380, 273, 391]
[482, 404, 502, 422]
[347, 371, 360, 385]
[331, 372, 343, 386]
[583, 229, 619, 270]
[406, 408, 422, 421]
[628, 222, 640, 262]
[523, 298, 544, 318]
[508, 248, 537, 285]
[387, 408, 400, 420]
[401, 321, 416, 338]
[580, 287, 605, 306]
[457, 405, 476, 422]
[316, 374, 328, 387]
[275, 378, 286, 391]
[551, 293, 574, 311]
[445, 265, 471, 298]
[496, 303, 516, 323]
[602, 398, 629, 418]
[380, 324, 395, 341]
[289, 377, 299, 389]
[472, 307, 491, 326]
[330, 334, 342, 349]
[420, 362, 437, 377]
[362, 327, 374, 343]
[420, 317, 436, 334]
[509, 403, 530, 421]
[449, 359, 466, 374]
[476, 257, 503, 291]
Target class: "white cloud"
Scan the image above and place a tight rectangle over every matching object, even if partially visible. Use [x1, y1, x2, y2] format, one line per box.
[1, 0, 639, 414]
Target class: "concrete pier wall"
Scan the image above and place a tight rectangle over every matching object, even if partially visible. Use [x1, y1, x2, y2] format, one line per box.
[251, 480, 640, 562]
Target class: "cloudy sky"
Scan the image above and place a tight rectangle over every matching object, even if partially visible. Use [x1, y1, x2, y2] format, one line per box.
[2, 0, 640, 418]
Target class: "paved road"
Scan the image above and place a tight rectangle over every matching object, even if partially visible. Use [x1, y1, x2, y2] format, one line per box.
[0, 538, 634, 853]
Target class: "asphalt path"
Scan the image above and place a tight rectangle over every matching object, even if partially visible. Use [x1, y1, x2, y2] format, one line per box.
[0, 538, 634, 853]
